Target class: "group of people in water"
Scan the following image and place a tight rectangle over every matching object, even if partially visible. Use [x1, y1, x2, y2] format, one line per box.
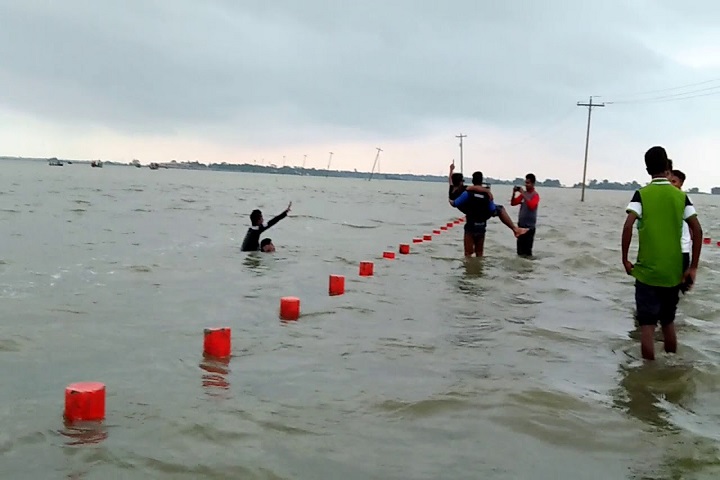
[240, 148, 700, 362]
[447, 163, 540, 258]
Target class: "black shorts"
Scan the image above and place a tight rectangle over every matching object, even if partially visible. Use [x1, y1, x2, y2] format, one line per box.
[635, 280, 680, 327]
[464, 220, 487, 240]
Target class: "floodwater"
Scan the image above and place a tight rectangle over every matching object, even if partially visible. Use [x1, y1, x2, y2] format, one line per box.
[1, 160, 720, 479]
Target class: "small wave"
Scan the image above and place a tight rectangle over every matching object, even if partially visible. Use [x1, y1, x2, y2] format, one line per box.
[342, 223, 378, 229]
[292, 214, 327, 220]
[0, 209, 19, 214]
[128, 265, 152, 273]
[74, 200, 91, 205]
[180, 198, 196, 203]
[133, 208, 151, 212]
[69, 208, 86, 213]
[375, 396, 472, 418]
[0, 339, 21, 352]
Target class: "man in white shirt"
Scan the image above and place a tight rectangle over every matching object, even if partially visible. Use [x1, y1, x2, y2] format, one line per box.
[669, 169, 693, 293]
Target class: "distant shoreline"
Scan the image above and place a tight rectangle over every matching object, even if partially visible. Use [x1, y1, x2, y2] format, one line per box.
[2, 155, 716, 194]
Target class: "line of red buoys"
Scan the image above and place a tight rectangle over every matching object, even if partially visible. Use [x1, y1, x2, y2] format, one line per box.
[63, 216, 467, 426]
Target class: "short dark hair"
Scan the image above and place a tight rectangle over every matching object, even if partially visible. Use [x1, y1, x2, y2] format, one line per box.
[260, 238, 272, 248]
[250, 209, 262, 225]
[471, 171, 483, 185]
[671, 169, 686, 182]
[451, 173, 464, 187]
[645, 146, 669, 175]
[525, 173, 536, 184]
[667, 158, 673, 171]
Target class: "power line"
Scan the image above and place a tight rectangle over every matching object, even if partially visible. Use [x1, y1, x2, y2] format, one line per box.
[608, 84, 720, 105]
[577, 96, 605, 203]
[605, 77, 720, 100]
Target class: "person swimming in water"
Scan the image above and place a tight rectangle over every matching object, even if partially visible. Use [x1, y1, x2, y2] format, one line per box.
[260, 238, 275, 252]
[240, 202, 291, 252]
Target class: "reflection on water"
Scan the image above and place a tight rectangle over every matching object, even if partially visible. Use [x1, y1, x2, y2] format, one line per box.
[59, 420, 108, 446]
[200, 358, 230, 395]
[613, 361, 697, 431]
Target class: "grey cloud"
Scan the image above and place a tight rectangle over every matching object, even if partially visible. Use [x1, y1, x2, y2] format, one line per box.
[0, 0, 704, 145]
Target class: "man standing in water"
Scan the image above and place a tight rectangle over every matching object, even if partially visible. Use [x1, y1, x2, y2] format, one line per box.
[510, 173, 540, 257]
[621, 146, 702, 361]
[447, 165, 528, 257]
[669, 169, 693, 290]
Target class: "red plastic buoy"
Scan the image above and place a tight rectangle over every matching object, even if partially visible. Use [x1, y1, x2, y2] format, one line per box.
[399, 244, 410, 254]
[433, 229, 441, 234]
[203, 327, 231, 358]
[446, 222, 454, 228]
[329, 275, 345, 296]
[413, 238, 423, 243]
[704, 237, 712, 245]
[64, 382, 106, 422]
[423, 234, 432, 241]
[383, 251, 395, 259]
[440, 226, 448, 231]
[359, 261, 374, 276]
[280, 296, 300, 320]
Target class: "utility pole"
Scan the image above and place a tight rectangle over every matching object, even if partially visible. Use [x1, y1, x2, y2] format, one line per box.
[368, 147, 383, 181]
[577, 96, 605, 202]
[456, 133, 467, 173]
[302, 154, 307, 169]
[325, 152, 333, 177]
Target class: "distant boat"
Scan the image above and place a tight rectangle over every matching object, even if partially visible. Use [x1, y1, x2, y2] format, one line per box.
[48, 158, 63, 166]
[91, 160, 103, 168]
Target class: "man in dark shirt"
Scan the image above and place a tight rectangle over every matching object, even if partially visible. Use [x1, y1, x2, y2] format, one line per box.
[447, 165, 527, 257]
[240, 202, 291, 252]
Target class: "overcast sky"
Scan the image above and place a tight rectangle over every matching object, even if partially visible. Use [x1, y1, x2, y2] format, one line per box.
[1, 0, 719, 188]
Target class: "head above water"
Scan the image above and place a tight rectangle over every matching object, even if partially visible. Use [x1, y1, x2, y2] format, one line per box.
[250, 209, 263, 226]
[260, 238, 275, 252]
[644, 146, 669, 176]
[471, 171, 483, 185]
[670, 169, 686, 189]
[451, 173, 464, 187]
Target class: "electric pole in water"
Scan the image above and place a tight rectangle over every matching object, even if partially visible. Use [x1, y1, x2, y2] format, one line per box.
[577, 96, 605, 202]
[455, 133, 467, 173]
[325, 152, 333, 177]
[368, 147, 383, 181]
[302, 154, 307, 169]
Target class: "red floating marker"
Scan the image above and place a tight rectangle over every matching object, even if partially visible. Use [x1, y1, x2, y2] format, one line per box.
[203, 327, 231, 358]
[440, 226, 448, 231]
[458, 217, 465, 223]
[423, 234, 432, 241]
[446, 222, 454, 227]
[329, 275, 345, 296]
[413, 238, 423, 243]
[64, 382, 106, 422]
[717, 241, 720, 247]
[280, 296, 300, 320]
[433, 229, 441, 234]
[399, 244, 410, 254]
[383, 251, 395, 259]
[359, 261, 374, 276]
[703, 237, 712, 245]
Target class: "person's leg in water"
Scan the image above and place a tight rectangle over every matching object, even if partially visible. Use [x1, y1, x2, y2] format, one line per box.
[463, 233, 475, 257]
[493, 205, 529, 238]
[659, 285, 680, 354]
[473, 232, 485, 257]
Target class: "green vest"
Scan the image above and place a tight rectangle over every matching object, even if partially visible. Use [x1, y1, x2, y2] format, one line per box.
[626, 179, 694, 287]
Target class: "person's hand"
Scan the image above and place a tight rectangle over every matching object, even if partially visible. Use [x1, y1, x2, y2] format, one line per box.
[448, 199, 454, 207]
[683, 267, 697, 290]
[450, 163, 455, 172]
[623, 260, 634, 275]
[286, 201, 292, 213]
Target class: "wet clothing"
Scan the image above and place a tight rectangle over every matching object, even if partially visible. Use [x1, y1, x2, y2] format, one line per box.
[626, 179, 696, 288]
[511, 191, 540, 229]
[240, 211, 287, 251]
[449, 186, 494, 224]
[635, 280, 680, 327]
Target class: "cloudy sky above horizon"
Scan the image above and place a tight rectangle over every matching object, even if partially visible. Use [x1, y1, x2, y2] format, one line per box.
[1, 1, 719, 188]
